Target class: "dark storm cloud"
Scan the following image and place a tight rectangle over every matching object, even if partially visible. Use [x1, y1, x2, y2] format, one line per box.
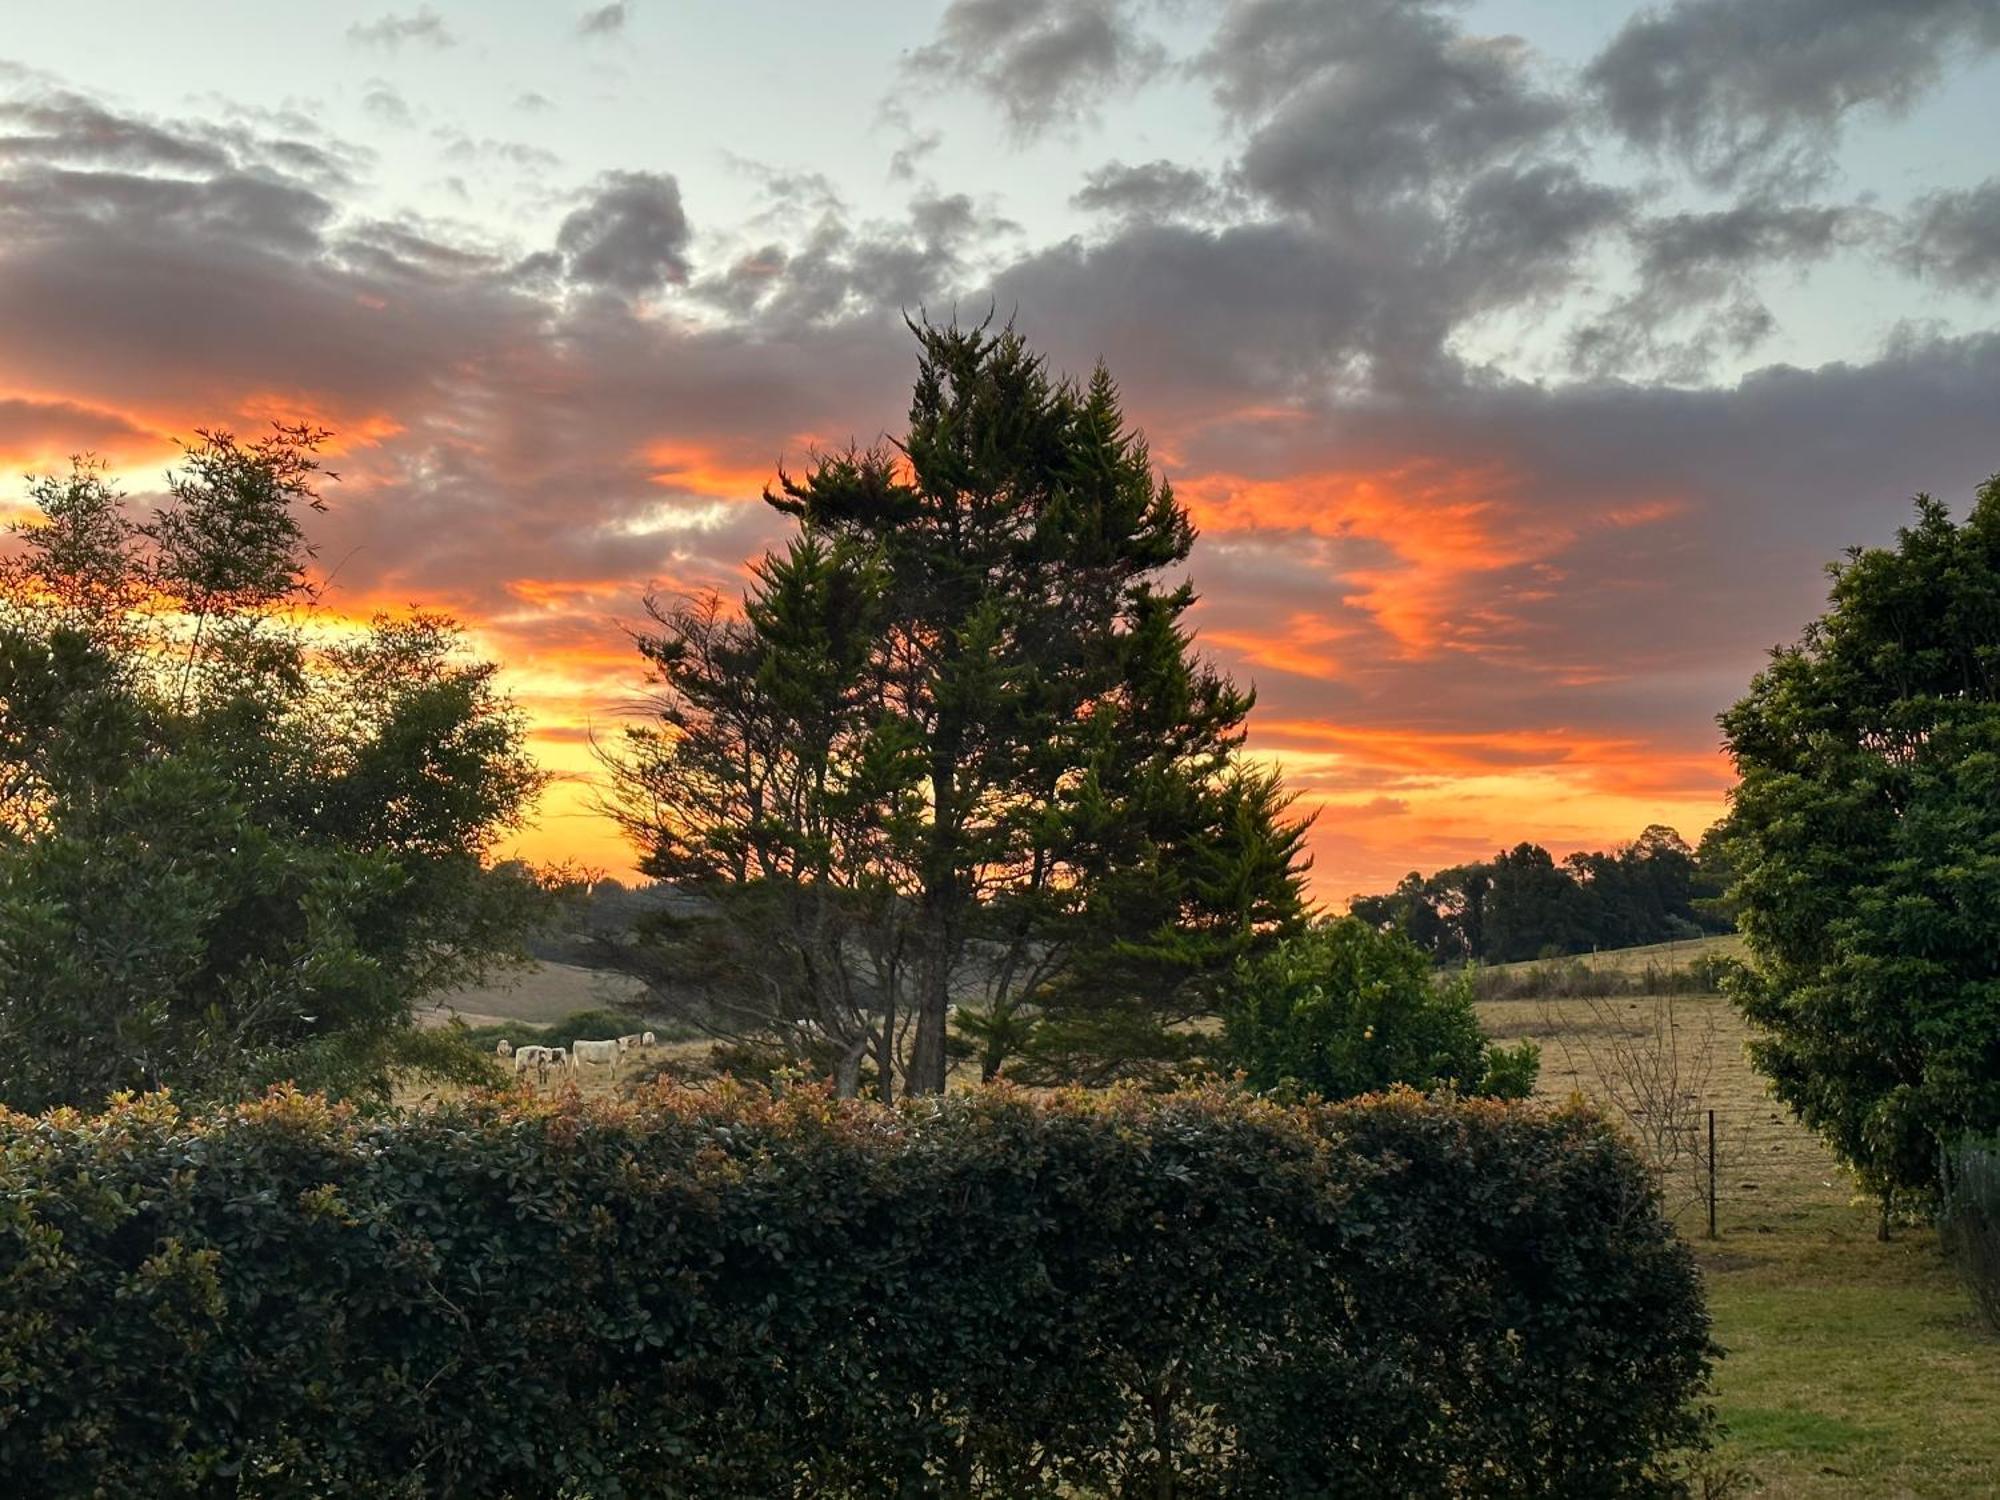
[906, 0, 1167, 138]
[556, 171, 691, 295]
[1897, 178, 2000, 293]
[1585, 0, 2000, 186]
[347, 8, 457, 51]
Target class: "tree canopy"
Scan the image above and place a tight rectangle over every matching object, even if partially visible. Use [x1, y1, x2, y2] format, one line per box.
[1723, 477, 2000, 1216]
[0, 428, 546, 1111]
[1349, 824, 1731, 965]
[604, 322, 1310, 1097]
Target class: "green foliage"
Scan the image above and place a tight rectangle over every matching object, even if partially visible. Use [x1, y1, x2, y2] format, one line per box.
[605, 323, 1309, 1097]
[0, 1084, 1713, 1497]
[1225, 918, 1539, 1100]
[0, 429, 547, 1112]
[1721, 478, 2000, 1203]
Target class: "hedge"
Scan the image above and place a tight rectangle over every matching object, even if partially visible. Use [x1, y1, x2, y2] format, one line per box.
[0, 1084, 1715, 1497]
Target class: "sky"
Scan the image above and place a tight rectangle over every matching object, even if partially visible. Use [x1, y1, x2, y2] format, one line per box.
[3, 0, 2000, 904]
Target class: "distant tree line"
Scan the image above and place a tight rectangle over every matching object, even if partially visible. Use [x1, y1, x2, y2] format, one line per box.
[1348, 823, 1736, 966]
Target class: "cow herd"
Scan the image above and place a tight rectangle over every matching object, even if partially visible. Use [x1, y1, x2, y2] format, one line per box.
[499, 1032, 658, 1084]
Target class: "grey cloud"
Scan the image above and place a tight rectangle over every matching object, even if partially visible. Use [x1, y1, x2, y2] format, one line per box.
[1898, 178, 2000, 293]
[557, 170, 691, 296]
[361, 83, 415, 129]
[1072, 160, 1219, 221]
[888, 130, 942, 183]
[437, 134, 563, 173]
[1570, 202, 1874, 378]
[347, 8, 456, 51]
[693, 190, 1013, 332]
[515, 92, 556, 114]
[906, 0, 1167, 139]
[1586, 0, 2000, 186]
[0, 93, 233, 173]
[577, 4, 629, 38]
[1179, 0, 1619, 384]
[1203, 2, 1570, 218]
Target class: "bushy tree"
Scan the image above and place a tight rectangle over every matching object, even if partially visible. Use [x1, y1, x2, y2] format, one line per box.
[1722, 478, 2000, 1229]
[605, 323, 1310, 1096]
[0, 429, 546, 1111]
[1350, 826, 1727, 963]
[1224, 918, 1539, 1101]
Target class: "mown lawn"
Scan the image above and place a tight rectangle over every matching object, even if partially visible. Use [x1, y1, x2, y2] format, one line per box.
[1481, 975, 2000, 1499]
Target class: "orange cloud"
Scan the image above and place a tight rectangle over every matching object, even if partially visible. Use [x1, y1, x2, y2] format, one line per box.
[1178, 462, 1687, 658]
[642, 440, 778, 499]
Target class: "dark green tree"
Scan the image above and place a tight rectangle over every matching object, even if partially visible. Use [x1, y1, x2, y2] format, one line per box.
[1722, 477, 2000, 1231]
[1224, 918, 1538, 1100]
[0, 429, 547, 1112]
[606, 322, 1310, 1096]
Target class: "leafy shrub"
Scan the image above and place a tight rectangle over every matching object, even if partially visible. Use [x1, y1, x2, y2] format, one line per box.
[0, 1084, 1712, 1498]
[1228, 918, 1539, 1100]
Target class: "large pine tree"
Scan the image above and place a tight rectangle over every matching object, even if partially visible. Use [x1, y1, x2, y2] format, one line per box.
[607, 322, 1308, 1096]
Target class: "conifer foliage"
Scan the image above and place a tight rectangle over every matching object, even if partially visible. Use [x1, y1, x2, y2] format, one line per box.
[607, 323, 1310, 1095]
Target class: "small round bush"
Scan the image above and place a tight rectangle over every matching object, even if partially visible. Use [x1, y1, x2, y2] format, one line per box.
[1226, 917, 1538, 1100]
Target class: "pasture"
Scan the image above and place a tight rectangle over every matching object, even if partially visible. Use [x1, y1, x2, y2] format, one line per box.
[416, 960, 649, 1031]
[1478, 954, 2000, 1499]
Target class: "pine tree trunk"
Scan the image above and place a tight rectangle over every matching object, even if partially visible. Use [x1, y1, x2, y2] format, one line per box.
[907, 946, 951, 1096]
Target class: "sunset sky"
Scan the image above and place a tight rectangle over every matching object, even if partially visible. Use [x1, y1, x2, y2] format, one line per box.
[4, 1, 1999, 902]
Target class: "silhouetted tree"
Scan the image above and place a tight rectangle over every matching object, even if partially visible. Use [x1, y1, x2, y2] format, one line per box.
[0, 430, 546, 1111]
[605, 322, 1310, 1096]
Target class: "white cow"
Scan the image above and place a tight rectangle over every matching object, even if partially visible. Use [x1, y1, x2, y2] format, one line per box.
[496, 1039, 513, 1058]
[641, 1031, 656, 1048]
[515, 1044, 571, 1083]
[571, 1038, 620, 1073]
[616, 1033, 642, 1053]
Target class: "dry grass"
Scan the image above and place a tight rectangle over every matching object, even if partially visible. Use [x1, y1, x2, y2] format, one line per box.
[1527, 932, 1747, 975]
[1479, 980, 2000, 1498]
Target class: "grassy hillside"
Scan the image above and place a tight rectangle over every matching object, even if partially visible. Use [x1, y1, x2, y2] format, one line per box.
[1485, 931, 1747, 976]
[418, 960, 649, 1031]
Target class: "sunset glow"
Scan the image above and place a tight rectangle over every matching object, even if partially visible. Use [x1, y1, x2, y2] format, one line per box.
[5, 2, 1999, 903]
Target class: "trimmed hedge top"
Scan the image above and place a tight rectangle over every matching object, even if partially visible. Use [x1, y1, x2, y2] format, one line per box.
[0, 1084, 1714, 1498]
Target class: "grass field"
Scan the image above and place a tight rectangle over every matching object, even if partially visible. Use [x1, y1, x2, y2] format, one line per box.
[418, 960, 649, 1031]
[1478, 948, 1999, 1499]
